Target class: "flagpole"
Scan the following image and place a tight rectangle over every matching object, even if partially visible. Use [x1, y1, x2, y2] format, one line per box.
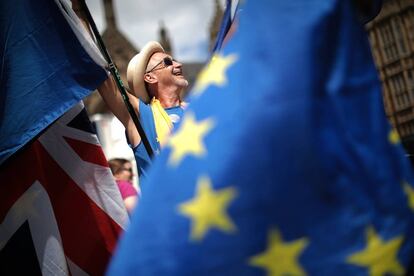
[77, 0, 154, 158]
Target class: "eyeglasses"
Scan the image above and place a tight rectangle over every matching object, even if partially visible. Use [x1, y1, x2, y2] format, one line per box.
[146, 57, 175, 73]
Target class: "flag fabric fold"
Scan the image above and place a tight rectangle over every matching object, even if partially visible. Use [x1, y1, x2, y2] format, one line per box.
[108, 0, 414, 275]
[0, 0, 107, 165]
[211, 0, 240, 53]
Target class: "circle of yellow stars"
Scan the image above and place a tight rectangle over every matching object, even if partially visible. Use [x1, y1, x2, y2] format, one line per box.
[169, 53, 412, 275]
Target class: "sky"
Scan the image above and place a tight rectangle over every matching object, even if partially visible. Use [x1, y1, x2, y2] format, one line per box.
[85, 0, 225, 62]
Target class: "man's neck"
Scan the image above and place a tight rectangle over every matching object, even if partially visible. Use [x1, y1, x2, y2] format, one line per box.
[157, 88, 182, 109]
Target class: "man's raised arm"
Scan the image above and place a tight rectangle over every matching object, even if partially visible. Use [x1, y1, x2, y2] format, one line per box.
[71, 0, 142, 147]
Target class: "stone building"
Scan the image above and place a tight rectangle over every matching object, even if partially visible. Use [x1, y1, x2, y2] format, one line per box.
[84, 0, 138, 114]
[366, 0, 414, 151]
[158, 21, 172, 55]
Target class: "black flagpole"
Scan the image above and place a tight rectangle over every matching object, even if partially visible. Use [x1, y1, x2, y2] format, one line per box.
[78, 0, 154, 158]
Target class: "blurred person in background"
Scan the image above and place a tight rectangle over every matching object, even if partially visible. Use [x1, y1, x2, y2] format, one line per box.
[108, 158, 140, 215]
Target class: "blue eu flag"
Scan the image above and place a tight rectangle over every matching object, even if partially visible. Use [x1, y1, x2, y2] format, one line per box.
[109, 0, 414, 275]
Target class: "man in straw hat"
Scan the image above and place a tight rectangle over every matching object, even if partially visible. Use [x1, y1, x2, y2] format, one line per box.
[72, 0, 188, 178]
[99, 41, 189, 178]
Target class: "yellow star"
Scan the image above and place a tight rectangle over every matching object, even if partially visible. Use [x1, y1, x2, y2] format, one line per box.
[167, 112, 215, 166]
[403, 181, 414, 211]
[178, 176, 237, 241]
[389, 129, 400, 144]
[346, 226, 405, 276]
[249, 229, 309, 276]
[193, 53, 238, 96]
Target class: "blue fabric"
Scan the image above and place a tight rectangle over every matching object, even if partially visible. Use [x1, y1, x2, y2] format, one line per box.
[0, 0, 107, 165]
[109, 0, 414, 275]
[165, 105, 185, 128]
[132, 100, 184, 178]
[132, 100, 159, 178]
[211, 0, 234, 53]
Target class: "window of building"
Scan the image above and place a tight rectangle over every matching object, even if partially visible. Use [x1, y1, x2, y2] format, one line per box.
[408, 70, 414, 89]
[410, 122, 414, 136]
[404, 93, 410, 107]
[399, 74, 406, 92]
[407, 10, 414, 42]
[391, 73, 410, 110]
[379, 23, 399, 62]
[400, 124, 407, 137]
[392, 17, 407, 55]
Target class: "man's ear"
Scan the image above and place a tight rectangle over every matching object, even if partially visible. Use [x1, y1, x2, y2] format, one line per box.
[144, 73, 157, 84]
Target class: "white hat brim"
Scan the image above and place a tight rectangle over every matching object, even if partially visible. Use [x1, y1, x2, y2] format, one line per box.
[127, 41, 164, 103]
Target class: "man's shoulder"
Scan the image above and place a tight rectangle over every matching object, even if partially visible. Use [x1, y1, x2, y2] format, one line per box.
[138, 98, 151, 111]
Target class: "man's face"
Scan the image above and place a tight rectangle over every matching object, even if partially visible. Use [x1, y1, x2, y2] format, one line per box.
[146, 52, 188, 90]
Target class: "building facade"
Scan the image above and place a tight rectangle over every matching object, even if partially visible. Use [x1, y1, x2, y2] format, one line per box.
[84, 0, 138, 114]
[366, 0, 414, 151]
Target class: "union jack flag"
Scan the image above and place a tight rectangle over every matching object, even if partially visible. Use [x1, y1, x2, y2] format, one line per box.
[0, 103, 128, 275]
[0, 0, 128, 274]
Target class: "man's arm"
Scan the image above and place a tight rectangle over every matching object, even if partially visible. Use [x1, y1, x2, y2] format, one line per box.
[71, 0, 141, 147]
[98, 78, 141, 147]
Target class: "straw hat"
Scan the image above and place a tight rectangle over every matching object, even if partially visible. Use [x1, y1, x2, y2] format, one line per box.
[127, 41, 165, 103]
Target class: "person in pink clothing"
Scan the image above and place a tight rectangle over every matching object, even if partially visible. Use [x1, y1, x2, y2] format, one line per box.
[108, 158, 139, 215]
